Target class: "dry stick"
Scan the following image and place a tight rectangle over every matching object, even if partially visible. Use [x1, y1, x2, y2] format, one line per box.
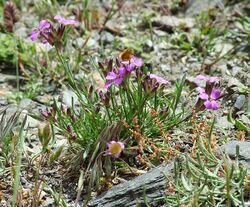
[98, 1, 123, 35]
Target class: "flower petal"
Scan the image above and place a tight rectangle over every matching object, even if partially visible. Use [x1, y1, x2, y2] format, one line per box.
[196, 87, 205, 93]
[30, 29, 40, 41]
[196, 75, 207, 81]
[204, 100, 212, 109]
[54, 15, 64, 22]
[106, 71, 117, 80]
[104, 81, 114, 89]
[118, 67, 127, 76]
[149, 74, 170, 85]
[39, 20, 51, 30]
[114, 77, 124, 85]
[211, 88, 221, 100]
[117, 141, 125, 150]
[199, 92, 209, 100]
[54, 15, 78, 26]
[125, 64, 134, 72]
[132, 57, 143, 67]
[210, 100, 219, 110]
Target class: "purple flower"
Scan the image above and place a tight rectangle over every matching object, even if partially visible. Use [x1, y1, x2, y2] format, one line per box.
[105, 67, 126, 89]
[196, 75, 220, 83]
[197, 87, 221, 110]
[54, 15, 78, 26]
[120, 56, 143, 72]
[30, 20, 51, 43]
[149, 74, 170, 85]
[104, 141, 125, 158]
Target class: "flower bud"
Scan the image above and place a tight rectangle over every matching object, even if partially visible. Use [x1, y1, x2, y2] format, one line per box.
[38, 122, 52, 149]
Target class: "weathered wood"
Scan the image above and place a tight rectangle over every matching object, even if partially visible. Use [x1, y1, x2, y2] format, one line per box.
[88, 162, 174, 207]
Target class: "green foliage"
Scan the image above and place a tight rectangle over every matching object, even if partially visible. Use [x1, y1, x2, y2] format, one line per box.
[0, 33, 36, 65]
[165, 137, 250, 206]
[0, 107, 21, 172]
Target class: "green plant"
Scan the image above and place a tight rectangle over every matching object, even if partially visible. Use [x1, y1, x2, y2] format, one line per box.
[165, 129, 250, 206]
[0, 33, 36, 66]
[0, 106, 21, 172]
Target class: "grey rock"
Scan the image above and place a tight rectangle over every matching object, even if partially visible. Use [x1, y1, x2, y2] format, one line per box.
[102, 31, 114, 44]
[24, 114, 40, 128]
[219, 141, 250, 167]
[88, 162, 174, 207]
[143, 39, 154, 52]
[234, 95, 246, 110]
[35, 94, 53, 105]
[151, 16, 195, 32]
[0, 97, 8, 106]
[185, 0, 224, 17]
[216, 116, 233, 129]
[87, 37, 99, 48]
[19, 98, 35, 110]
[232, 66, 241, 76]
[61, 90, 79, 107]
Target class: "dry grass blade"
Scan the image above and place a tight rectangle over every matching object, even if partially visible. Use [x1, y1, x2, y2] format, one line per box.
[0, 106, 21, 140]
[4, 1, 20, 33]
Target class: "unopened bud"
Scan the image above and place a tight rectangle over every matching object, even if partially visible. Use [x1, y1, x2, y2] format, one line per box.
[38, 122, 52, 149]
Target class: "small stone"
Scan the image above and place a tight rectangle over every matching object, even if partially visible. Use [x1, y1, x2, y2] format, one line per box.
[19, 98, 34, 110]
[102, 31, 114, 44]
[219, 141, 250, 167]
[61, 90, 79, 107]
[234, 95, 246, 110]
[151, 16, 195, 32]
[232, 66, 241, 76]
[0, 97, 8, 106]
[185, 0, 224, 17]
[143, 39, 154, 52]
[216, 116, 233, 129]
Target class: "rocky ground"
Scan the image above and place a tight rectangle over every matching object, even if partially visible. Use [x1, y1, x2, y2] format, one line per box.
[0, 0, 249, 206]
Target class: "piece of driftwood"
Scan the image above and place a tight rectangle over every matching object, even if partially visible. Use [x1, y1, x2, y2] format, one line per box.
[88, 162, 174, 207]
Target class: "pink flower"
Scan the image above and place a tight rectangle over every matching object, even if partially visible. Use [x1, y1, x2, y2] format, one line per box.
[120, 56, 143, 72]
[54, 15, 78, 26]
[149, 74, 170, 85]
[30, 20, 51, 43]
[105, 67, 126, 89]
[197, 87, 221, 110]
[104, 141, 125, 158]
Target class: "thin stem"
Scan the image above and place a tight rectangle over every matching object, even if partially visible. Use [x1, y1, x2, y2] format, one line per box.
[12, 116, 27, 207]
[105, 106, 112, 123]
[15, 37, 19, 93]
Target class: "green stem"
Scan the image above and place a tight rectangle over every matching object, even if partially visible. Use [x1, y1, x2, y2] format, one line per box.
[15, 37, 19, 93]
[105, 106, 112, 123]
[12, 116, 27, 207]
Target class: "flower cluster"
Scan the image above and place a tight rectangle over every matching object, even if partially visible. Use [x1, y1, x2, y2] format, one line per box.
[30, 15, 78, 46]
[103, 49, 169, 91]
[104, 50, 143, 89]
[196, 75, 221, 110]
